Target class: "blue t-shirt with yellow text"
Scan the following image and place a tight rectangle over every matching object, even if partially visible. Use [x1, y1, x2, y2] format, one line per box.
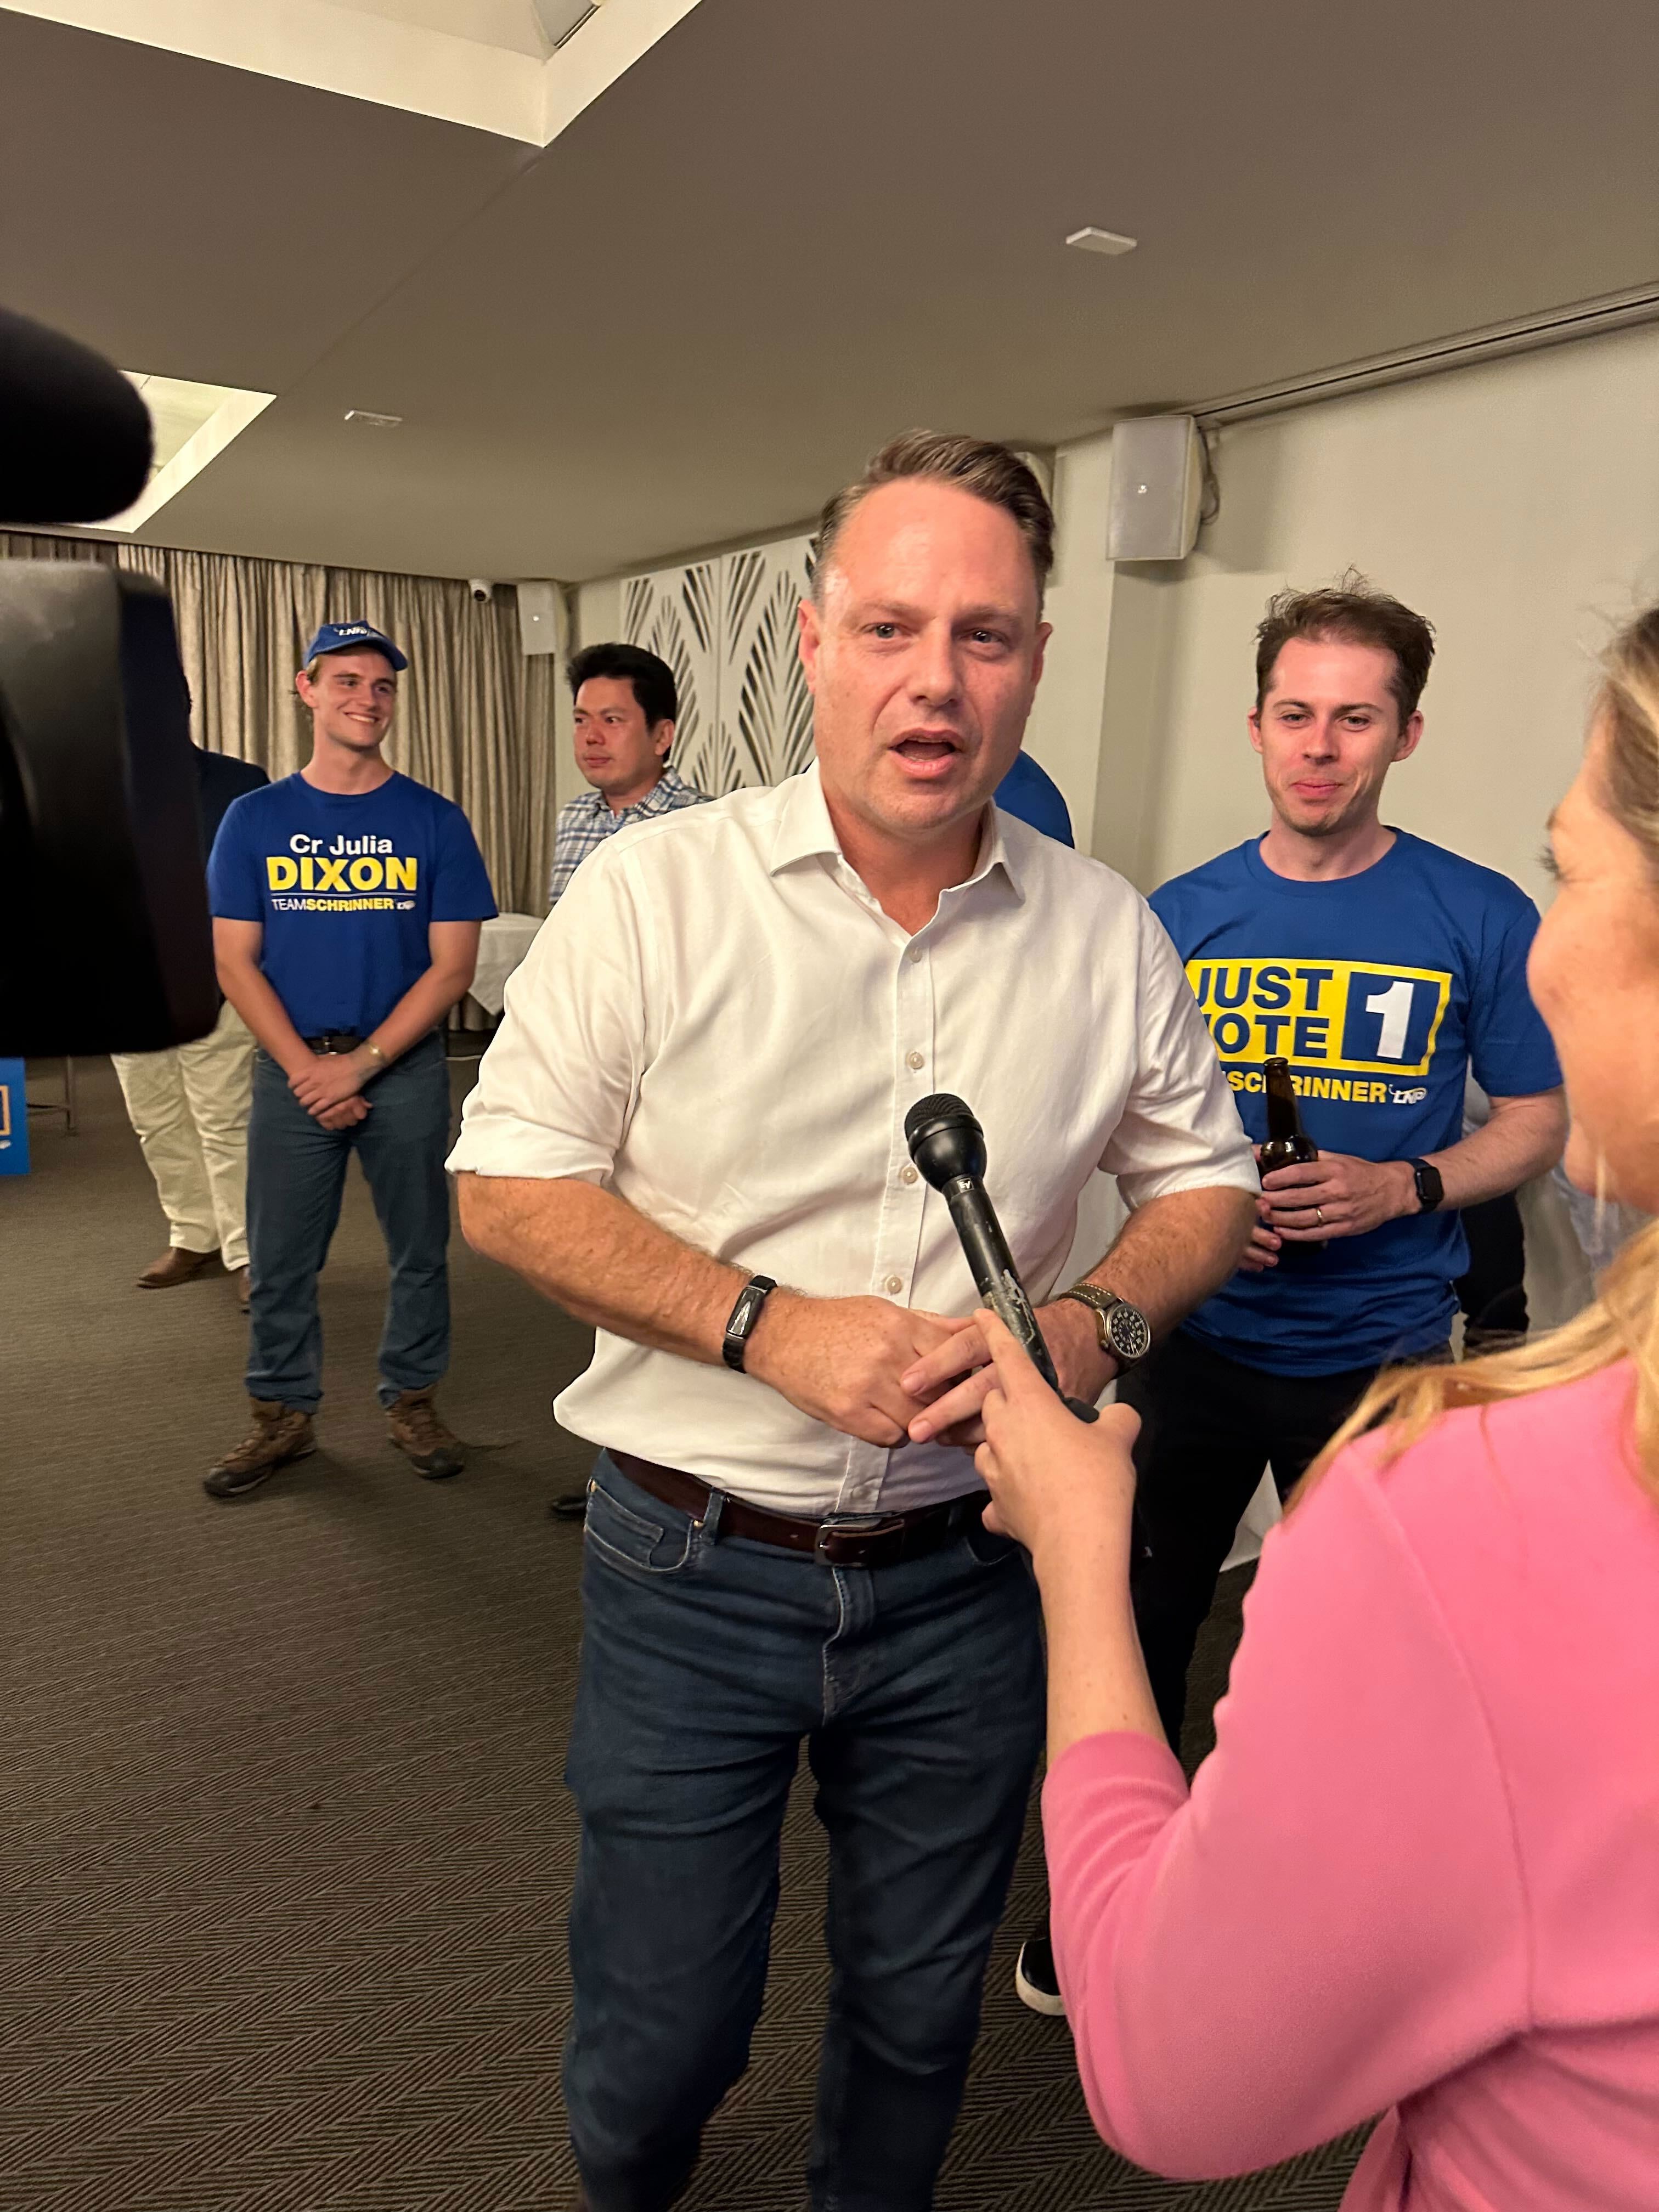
[208, 771, 496, 1039]
[1149, 832, 1560, 1375]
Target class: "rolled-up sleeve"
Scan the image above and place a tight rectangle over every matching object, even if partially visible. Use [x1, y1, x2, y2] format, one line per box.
[445, 844, 648, 1184]
[1101, 904, 1259, 1209]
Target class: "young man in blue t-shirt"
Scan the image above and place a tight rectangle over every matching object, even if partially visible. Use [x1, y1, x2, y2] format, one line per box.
[204, 622, 497, 1497]
[1132, 580, 1567, 1748]
[1016, 578, 1565, 2017]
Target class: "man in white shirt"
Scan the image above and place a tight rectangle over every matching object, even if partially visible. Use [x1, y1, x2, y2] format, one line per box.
[449, 432, 1258, 2212]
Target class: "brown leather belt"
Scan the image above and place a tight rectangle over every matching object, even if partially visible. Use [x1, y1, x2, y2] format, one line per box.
[608, 1449, 990, 1570]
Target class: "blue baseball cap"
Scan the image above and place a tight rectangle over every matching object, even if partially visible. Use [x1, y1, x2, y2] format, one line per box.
[304, 619, 407, 672]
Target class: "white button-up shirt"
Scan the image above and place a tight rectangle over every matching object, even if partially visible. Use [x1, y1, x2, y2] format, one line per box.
[448, 762, 1255, 1514]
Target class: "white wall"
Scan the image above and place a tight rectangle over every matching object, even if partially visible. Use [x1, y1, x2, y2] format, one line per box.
[561, 574, 624, 819]
[1083, 320, 1659, 904]
[1019, 433, 1117, 850]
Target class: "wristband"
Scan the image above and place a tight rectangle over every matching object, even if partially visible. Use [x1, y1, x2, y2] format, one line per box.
[723, 1275, 777, 1373]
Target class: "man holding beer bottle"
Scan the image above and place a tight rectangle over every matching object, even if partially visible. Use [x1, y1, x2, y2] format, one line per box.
[1135, 578, 1567, 1734]
[1012, 575, 1567, 2015]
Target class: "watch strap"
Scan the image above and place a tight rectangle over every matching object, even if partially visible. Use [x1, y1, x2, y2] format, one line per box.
[1409, 1158, 1444, 1213]
[723, 1274, 777, 1373]
[1057, 1283, 1150, 1367]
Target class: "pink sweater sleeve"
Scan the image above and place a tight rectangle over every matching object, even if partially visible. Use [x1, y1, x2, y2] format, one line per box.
[1043, 1450, 1532, 2179]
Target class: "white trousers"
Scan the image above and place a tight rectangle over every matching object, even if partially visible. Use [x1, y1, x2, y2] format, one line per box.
[111, 1001, 256, 1269]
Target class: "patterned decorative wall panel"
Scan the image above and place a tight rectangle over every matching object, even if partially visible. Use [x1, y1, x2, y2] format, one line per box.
[623, 536, 815, 795]
[619, 558, 721, 786]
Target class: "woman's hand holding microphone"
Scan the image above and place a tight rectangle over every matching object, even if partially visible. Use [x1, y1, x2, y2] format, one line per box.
[971, 1311, 1165, 1757]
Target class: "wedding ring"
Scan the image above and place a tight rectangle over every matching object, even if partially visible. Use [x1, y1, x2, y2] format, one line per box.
[1314, 1207, 1327, 1227]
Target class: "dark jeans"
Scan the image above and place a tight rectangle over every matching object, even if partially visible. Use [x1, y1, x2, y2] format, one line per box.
[1122, 1328, 1450, 1751]
[244, 1033, 452, 1413]
[1455, 1191, 1529, 1341]
[564, 1454, 1046, 2212]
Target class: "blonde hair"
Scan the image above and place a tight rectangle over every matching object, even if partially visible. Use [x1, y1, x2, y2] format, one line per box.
[1297, 603, 1659, 1506]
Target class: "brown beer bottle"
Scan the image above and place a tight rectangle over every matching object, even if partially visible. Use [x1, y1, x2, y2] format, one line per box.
[1259, 1056, 1324, 1262]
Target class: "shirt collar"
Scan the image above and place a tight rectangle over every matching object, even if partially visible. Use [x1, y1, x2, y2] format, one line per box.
[768, 759, 1025, 905]
[768, 758, 843, 870]
[579, 766, 688, 820]
[641, 766, 691, 810]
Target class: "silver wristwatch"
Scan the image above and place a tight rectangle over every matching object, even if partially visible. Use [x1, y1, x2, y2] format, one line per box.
[1057, 1283, 1153, 1367]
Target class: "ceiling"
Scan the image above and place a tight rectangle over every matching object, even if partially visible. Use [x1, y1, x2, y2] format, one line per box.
[4, 0, 1659, 583]
[122, 373, 234, 473]
[330, 0, 553, 58]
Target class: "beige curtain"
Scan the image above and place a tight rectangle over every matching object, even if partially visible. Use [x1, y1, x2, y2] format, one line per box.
[0, 530, 558, 915]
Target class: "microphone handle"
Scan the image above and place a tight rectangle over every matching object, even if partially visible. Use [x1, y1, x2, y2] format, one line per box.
[942, 1178, 1099, 1423]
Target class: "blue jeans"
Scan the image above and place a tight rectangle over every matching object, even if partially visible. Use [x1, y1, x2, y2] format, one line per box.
[244, 1033, 452, 1413]
[565, 1454, 1046, 2212]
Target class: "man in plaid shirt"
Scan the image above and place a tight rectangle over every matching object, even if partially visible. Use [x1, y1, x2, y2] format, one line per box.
[548, 642, 710, 909]
[548, 640, 709, 1516]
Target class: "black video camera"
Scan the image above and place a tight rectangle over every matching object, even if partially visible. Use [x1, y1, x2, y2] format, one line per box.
[0, 307, 219, 1054]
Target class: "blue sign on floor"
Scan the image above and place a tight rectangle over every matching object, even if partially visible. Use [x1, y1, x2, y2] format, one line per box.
[0, 1059, 30, 1175]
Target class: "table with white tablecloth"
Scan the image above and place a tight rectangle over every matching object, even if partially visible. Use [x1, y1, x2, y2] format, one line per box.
[449, 913, 544, 1043]
[466, 912, 544, 1018]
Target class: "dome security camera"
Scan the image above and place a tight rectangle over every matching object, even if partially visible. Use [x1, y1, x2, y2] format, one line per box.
[469, 579, 495, 604]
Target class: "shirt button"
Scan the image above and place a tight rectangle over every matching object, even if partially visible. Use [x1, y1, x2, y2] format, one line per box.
[906, 1049, 924, 1070]
[907, 944, 924, 963]
[884, 1274, 904, 1295]
[900, 1164, 918, 1185]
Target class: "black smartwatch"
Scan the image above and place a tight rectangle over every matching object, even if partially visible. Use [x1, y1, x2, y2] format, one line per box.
[1409, 1158, 1444, 1214]
[722, 1274, 777, 1372]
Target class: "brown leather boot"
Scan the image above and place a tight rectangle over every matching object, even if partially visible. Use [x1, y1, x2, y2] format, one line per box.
[386, 1387, 464, 1480]
[204, 1399, 315, 1499]
[137, 1246, 216, 1289]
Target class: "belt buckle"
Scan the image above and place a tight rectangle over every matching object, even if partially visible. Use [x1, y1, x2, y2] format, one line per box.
[814, 1511, 906, 1565]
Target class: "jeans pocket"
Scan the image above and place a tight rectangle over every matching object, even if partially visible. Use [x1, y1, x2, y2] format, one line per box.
[584, 1472, 699, 1577]
[961, 1516, 1024, 1571]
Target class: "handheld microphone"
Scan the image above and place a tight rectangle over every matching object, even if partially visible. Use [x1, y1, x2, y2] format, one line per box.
[904, 1092, 1099, 1423]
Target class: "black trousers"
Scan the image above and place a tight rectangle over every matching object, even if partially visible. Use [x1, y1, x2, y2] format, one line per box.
[1122, 1329, 1449, 1752]
[1455, 1191, 1528, 1343]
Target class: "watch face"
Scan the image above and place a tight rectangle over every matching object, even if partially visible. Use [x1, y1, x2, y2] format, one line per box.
[1107, 1303, 1152, 1364]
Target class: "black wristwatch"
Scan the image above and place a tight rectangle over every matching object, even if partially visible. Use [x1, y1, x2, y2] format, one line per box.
[722, 1274, 777, 1372]
[1409, 1158, 1444, 1214]
[1057, 1283, 1153, 1368]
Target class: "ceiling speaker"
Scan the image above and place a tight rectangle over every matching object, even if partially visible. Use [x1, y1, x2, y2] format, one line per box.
[516, 580, 566, 658]
[1108, 415, 1204, 562]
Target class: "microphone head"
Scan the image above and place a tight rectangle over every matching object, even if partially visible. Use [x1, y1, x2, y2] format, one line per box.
[0, 307, 154, 523]
[904, 1092, 986, 1189]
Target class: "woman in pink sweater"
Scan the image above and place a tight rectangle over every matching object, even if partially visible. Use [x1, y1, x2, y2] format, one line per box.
[972, 608, 1659, 2209]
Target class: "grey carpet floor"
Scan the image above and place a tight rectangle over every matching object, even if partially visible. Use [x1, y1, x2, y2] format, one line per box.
[3, 1054, 1364, 2211]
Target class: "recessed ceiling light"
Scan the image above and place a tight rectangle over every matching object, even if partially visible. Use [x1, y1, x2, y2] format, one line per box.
[1066, 227, 1138, 257]
[532, 0, 602, 47]
[344, 409, 403, 428]
[103, 372, 275, 533]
